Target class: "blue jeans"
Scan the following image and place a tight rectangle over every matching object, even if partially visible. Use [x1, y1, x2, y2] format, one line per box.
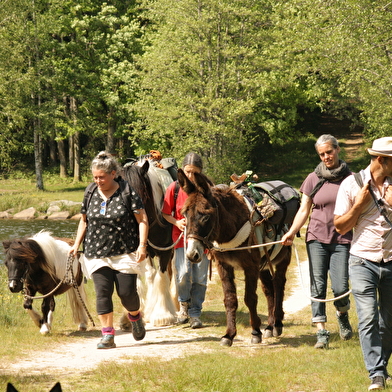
[350, 255, 392, 379]
[306, 241, 350, 323]
[175, 247, 209, 318]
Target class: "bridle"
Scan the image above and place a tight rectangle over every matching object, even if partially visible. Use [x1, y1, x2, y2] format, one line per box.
[7, 262, 29, 286]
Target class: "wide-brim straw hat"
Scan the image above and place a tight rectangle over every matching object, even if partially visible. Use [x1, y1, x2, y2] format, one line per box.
[367, 137, 392, 157]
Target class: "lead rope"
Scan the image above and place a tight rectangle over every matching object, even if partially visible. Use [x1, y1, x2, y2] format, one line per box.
[147, 232, 184, 251]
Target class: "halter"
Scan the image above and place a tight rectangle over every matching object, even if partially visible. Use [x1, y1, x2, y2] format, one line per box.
[8, 262, 29, 286]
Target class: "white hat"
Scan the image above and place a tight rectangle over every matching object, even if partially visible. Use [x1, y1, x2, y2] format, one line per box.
[367, 137, 392, 157]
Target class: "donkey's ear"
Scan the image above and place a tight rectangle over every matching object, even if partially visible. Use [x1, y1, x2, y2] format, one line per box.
[6, 383, 18, 392]
[177, 169, 196, 195]
[193, 172, 213, 196]
[50, 382, 62, 392]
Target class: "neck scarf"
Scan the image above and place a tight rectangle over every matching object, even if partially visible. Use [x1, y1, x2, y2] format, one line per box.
[309, 160, 351, 199]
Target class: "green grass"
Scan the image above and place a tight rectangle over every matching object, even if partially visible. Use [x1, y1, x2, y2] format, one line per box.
[0, 175, 88, 214]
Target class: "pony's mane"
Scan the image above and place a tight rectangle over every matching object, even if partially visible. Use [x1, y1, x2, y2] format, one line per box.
[31, 231, 72, 279]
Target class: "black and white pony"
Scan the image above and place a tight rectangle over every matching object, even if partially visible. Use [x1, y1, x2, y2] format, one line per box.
[120, 159, 178, 328]
[3, 231, 89, 335]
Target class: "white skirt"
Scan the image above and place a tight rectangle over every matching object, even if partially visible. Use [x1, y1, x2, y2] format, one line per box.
[80, 253, 146, 279]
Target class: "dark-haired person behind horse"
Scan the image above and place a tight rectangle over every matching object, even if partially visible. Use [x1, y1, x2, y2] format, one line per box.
[69, 151, 149, 349]
[162, 152, 211, 329]
[282, 134, 353, 349]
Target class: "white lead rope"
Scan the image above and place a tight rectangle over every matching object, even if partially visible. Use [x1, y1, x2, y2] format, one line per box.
[211, 239, 284, 252]
[293, 241, 351, 303]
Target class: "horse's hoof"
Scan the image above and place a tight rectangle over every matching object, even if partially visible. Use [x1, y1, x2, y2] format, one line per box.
[263, 328, 273, 338]
[251, 334, 262, 344]
[40, 324, 51, 335]
[220, 337, 233, 347]
[273, 326, 283, 337]
[78, 324, 87, 332]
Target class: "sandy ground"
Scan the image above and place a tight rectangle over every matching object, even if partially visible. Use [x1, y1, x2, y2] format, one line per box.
[1, 258, 310, 377]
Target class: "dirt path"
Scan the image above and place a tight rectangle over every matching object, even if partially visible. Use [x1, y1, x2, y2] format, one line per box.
[341, 132, 364, 163]
[1, 260, 310, 378]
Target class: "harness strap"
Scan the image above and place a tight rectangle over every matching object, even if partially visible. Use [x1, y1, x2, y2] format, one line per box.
[212, 221, 252, 250]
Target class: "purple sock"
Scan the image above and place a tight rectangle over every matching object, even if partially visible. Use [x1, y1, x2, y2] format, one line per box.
[102, 327, 115, 335]
[128, 312, 140, 322]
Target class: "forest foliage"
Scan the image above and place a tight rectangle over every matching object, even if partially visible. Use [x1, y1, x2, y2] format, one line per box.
[0, 0, 391, 185]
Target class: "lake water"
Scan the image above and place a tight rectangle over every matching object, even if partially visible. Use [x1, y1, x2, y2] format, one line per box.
[0, 219, 78, 264]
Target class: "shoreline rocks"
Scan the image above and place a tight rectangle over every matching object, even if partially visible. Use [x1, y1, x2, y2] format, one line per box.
[0, 200, 82, 221]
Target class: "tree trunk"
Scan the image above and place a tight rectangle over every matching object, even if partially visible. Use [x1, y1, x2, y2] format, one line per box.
[68, 134, 74, 176]
[73, 131, 81, 182]
[48, 135, 57, 165]
[70, 97, 81, 182]
[57, 138, 68, 178]
[107, 107, 116, 154]
[34, 120, 44, 190]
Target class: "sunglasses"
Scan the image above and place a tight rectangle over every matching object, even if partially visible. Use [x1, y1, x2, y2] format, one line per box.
[100, 201, 106, 215]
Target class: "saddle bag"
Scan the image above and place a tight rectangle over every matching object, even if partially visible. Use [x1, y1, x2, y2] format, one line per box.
[252, 181, 301, 226]
[160, 157, 178, 181]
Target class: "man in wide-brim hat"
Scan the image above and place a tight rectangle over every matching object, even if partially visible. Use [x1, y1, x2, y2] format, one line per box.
[334, 136, 392, 391]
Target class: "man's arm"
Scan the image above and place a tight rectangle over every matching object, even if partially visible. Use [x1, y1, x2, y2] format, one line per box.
[334, 182, 371, 235]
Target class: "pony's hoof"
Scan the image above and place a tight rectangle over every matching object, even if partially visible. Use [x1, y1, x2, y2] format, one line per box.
[40, 324, 51, 335]
[220, 337, 233, 347]
[263, 328, 273, 338]
[251, 334, 262, 344]
[78, 324, 87, 332]
[273, 326, 283, 337]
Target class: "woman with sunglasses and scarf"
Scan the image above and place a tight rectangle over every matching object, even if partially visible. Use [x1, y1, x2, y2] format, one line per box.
[70, 151, 148, 349]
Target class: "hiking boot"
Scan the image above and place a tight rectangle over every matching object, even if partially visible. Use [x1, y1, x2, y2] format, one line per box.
[314, 329, 330, 349]
[190, 317, 203, 329]
[177, 302, 189, 324]
[337, 311, 353, 340]
[369, 376, 385, 390]
[97, 334, 116, 349]
[129, 314, 146, 341]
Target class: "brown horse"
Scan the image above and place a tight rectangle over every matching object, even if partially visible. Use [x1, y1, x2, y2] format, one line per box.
[178, 169, 292, 347]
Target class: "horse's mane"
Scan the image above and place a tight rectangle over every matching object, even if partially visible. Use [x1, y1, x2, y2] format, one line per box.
[30, 231, 73, 279]
[122, 163, 164, 226]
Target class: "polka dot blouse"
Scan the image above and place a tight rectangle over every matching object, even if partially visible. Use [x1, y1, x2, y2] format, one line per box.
[81, 183, 144, 258]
